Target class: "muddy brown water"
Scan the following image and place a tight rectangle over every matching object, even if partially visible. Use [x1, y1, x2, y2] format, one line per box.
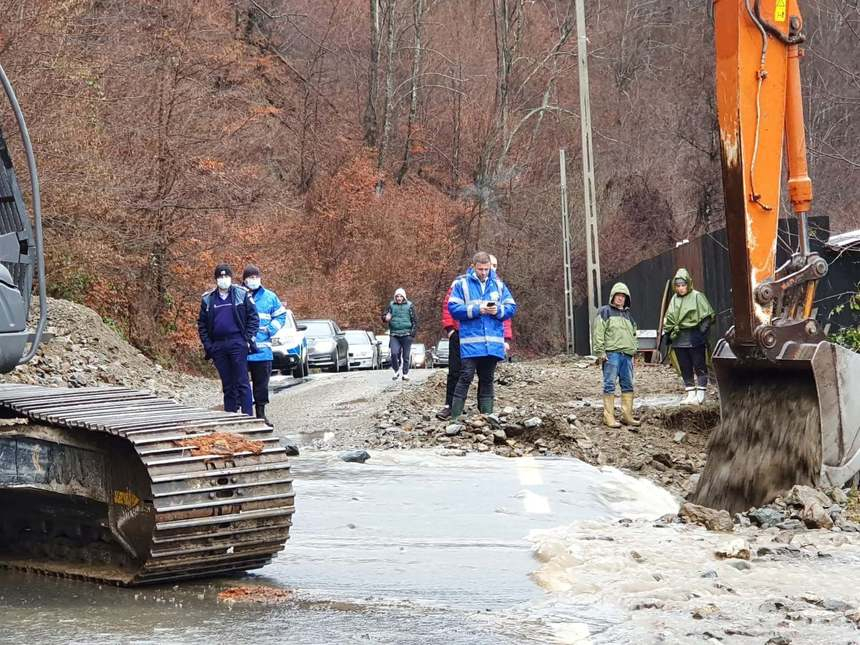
[0, 450, 675, 644]
[693, 370, 821, 513]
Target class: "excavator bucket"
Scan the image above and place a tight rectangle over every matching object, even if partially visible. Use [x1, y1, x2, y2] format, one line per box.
[693, 339, 860, 514]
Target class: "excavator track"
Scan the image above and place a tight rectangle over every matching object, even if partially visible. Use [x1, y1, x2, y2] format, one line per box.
[0, 384, 294, 585]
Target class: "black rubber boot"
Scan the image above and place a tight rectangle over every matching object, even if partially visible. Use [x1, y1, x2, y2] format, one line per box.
[255, 404, 271, 425]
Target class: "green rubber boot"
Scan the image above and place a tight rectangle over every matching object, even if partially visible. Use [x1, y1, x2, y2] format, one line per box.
[478, 398, 494, 414]
[450, 397, 466, 421]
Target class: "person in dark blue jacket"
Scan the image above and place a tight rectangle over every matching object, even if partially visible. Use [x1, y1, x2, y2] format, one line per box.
[197, 264, 259, 415]
[243, 264, 287, 423]
[447, 251, 517, 419]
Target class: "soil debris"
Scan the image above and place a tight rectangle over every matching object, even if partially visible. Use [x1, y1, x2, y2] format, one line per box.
[217, 585, 294, 604]
[322, 358, 719, 496]
[176, 432, 264, 456]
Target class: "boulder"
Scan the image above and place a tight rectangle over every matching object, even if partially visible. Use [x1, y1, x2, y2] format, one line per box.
[679, 502, 734, 533]
[445, 424, 464, 437]
[748, 507, 786, 528]
[715, 538, 751, 560]
[523, 417, 542, 428]
[340, 450, 370, 463]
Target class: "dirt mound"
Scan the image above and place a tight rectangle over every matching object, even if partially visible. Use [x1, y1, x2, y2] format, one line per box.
[217, 585, 294, 604]
[6, 297, 218, 407]
[176, 432, 264, 456]
[325, 358, 720, 496]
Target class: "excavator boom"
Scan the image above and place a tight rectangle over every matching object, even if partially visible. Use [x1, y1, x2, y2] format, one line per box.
[693, 0, 860, 512]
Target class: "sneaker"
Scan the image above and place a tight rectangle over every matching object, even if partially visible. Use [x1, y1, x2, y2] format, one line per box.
[401, 374, 410, 381]
[436, 406, 452, 421]
[695, 387, 706, 404]
[392, 371, 401, 381]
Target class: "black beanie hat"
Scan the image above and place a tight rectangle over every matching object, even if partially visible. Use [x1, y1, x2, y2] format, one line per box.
[242, 264, 261, 280]
[213, 263, 232, 279]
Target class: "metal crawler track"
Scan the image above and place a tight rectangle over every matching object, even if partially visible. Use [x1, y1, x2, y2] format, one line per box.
[0, 384, 294, 585]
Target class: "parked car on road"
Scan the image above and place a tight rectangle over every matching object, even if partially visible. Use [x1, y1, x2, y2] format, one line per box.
[299, 319, 349, 372]
[345, 330, 381, 370]
[429, 338, 450, 368]
[378, 334, 391, 368]
[271, 309, 309, 378]
[410, 342, 427, 369]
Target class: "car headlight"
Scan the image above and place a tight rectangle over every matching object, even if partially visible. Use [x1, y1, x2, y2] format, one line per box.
[314, 339, 336, 352]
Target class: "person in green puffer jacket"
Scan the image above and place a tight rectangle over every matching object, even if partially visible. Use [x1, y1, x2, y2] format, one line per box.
[662, 268, 715, 405]
[592, 282, 640, 429]
[382, 287, 418, 381]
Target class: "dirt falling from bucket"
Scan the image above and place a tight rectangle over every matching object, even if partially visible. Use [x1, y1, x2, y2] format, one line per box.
[692, 370, 821, 514]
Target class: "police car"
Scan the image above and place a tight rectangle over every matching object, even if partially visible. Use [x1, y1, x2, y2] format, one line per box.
[271, 309, 309, 377]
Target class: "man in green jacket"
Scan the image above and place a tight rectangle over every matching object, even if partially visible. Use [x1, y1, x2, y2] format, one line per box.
[592, 283, 640, 428]
[382, 287, 418, 381]
[663, 268, 715, 404]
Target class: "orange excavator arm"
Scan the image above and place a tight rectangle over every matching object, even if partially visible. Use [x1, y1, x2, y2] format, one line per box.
[693, 0, 860, 513]
[714, 0, 825, 355]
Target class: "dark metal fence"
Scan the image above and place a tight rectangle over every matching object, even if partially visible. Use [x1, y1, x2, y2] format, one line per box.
[574, 217, 859, 355]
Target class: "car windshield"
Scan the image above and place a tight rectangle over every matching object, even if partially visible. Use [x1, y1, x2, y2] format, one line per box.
[412, 344, 425, 352]
[345, 331, 370, 344]
[437, 340, 449, 350]
[301, 321, 333, 336]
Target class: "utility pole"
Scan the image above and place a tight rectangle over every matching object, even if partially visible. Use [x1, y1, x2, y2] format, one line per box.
[559, 149, 575, 355]
[575, 0, 602, 352]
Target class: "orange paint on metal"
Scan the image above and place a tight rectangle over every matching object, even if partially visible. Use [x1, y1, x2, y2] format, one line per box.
[714, 0, 800, 332]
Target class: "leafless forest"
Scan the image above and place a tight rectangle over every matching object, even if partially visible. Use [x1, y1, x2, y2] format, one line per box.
[0, 1, 856, 363]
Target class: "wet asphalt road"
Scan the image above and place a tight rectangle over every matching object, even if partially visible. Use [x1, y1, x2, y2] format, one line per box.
[266, 368, 435, 445]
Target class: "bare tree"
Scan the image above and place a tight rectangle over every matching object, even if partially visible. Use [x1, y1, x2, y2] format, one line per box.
[363, 0, 381, 146]
[396, 0, 426, 184]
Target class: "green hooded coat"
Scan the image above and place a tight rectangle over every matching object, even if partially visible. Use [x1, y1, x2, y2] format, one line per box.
[592, 282, 638, 356]
[663, 268, 715, 347]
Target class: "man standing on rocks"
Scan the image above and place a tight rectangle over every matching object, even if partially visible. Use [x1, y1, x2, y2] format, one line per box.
[437, 253, 515, 420]
[592, 282, 640, 428]
[242, 264, 287, 423]
[437, 273, 465, 420]
[197, 264, 259, 416]
[662, 267, 715, 405]
[447, 251, 517, 419]
[382, 288, 418, 381]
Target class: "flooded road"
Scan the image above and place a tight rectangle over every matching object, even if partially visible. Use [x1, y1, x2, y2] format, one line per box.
[0, 451, 675, 644]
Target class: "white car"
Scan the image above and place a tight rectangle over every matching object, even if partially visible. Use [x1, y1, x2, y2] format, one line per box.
[345, 330, 381, 370]
[271, 310, 309, 378]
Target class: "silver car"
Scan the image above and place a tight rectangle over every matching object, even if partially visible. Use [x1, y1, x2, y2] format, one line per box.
[345, 330, 381, 370]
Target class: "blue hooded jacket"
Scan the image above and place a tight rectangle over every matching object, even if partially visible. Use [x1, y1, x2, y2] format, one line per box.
[447, 268, 517, 360]
[247, 286, 287, 362]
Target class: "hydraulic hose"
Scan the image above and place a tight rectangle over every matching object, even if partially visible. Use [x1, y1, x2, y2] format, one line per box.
[0, 63, 47, 364]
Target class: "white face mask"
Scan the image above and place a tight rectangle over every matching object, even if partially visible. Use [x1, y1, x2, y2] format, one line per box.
[245, 277, 261, 290]
[216, 276, 232, 290]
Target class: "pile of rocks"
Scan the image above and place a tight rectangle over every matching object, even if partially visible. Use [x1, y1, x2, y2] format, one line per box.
[6, 298, 218, 408]
[358, 360, 720, 495]
[679, 485, 860, 535]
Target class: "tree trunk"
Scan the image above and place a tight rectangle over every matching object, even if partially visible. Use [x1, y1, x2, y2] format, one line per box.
[396, 0, 425, 184]
[376, 0, 398, 194]
[363, 0, 380, 146]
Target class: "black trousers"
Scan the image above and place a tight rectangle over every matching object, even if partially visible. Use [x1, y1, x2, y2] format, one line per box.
[248, 360, 272, 405]
[445, 330, 461, 407]
[675, 345, 707, 388]
[453, 356, 499, 402]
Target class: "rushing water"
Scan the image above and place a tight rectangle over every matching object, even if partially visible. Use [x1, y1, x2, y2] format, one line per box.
[0, 450, 676, 644]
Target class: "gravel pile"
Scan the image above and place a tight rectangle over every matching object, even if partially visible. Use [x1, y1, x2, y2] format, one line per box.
[5, 298, 219, 408]
[346, 358, 721, 495]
